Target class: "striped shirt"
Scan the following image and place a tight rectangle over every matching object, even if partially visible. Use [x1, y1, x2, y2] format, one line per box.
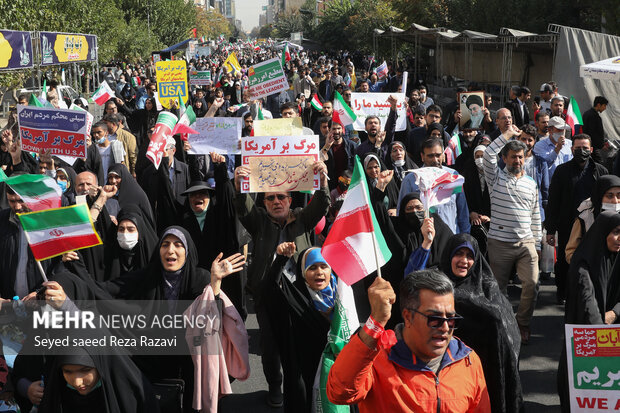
[483, 134, 542, 247]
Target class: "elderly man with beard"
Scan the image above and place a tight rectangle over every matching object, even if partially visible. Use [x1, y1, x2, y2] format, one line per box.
[356, 95, 398, 159]
[483, 124, 542, 344]
[398, 139, 470, 234]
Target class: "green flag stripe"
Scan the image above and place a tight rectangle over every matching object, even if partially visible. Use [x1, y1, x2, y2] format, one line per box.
[19, 205, 90, 232]
[334, 91, 357, 119]
[4, 175, 55, 195]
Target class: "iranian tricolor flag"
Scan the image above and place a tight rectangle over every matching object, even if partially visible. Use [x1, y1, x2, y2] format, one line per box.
[310, 94, 323, 111]
[284, 42, 291, 62]
[172, 94, 198, 136]
[0, 170, 62, 211]
[18, 204, 102, 261]
[566, 95, 583, 136]
[332, 91, 357, 127]
[321, 155, 391, 286]
[412, 167, 464, 211]
[91, 81, 115, 106]
[312, 277, 359, 413]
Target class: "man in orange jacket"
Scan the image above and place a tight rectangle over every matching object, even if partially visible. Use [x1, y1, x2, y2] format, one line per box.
[327, 270, 491, 412]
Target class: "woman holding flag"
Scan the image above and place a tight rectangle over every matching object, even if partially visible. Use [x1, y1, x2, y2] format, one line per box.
[263, 244, 334, 412]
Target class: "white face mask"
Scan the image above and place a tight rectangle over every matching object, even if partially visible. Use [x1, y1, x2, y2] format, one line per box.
[552, 132, 564, 141]
[475, 157, 485, 170]
[393, 159, 405, 167]
[117, 232, 139, 251]
[601, 202, 620, 212]
[420, 93, 426, 100]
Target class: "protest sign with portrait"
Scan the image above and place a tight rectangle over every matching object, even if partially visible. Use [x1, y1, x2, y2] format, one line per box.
[458, 91, 485, 130]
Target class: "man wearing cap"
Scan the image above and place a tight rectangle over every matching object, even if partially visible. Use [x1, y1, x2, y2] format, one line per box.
[538, 83, 554, 115]
[532, 116, 573, 178]
[545, 134, 607, 304]
[233, 161, 330, 407]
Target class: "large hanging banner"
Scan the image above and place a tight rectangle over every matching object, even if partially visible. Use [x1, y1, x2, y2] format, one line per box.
[565, 324, 620, 412]
[0, 30, 33, 70]
[350, 93, 407, 132]
[248, 57, 288, 101]
[17, 105, 88, 158]
[155, 60, 188, 109]
[241, 135, 320, 193]
[39, 32, 97, 65]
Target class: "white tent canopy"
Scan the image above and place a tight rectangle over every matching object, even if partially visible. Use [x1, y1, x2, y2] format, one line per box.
[580, 56, 620, 81]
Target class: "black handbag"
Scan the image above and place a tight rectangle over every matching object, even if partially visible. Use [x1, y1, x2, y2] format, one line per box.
[152, 378, 184, 413]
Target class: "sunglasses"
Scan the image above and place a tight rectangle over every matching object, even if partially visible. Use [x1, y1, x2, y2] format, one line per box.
[411, 309, 462, 329]
[264, 194, 289, 201]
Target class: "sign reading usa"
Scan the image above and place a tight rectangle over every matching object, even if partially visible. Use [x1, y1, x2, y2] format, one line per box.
[17, 105, 88, 158]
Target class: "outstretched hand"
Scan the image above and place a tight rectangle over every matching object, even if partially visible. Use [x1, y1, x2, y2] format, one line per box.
[210, 252, 246, 295]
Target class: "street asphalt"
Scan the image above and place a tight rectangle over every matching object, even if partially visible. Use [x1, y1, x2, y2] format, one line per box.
[220, 276, 564, 412]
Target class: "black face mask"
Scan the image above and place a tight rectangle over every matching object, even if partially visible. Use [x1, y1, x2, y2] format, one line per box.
[573, 148, 591, 163]
[338, 182, 349, 192]
[405, 210, 425, 226]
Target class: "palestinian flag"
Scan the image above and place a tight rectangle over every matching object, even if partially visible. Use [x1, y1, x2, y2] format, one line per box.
[332, 91, 357, 127]
[310, 94, 323, 111]
[443, 133, 462, 166]
[0, 170, 62, 212]
[567, 95, 583, 135]
[91, 81, 115, 106]
[321, 155, 391, 286]
[172, 94, 198, 136]
[18, 204, 102, 261]
[412, 167, 464, 211]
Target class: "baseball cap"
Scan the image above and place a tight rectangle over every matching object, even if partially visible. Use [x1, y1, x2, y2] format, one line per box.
[540, 83, 553, 93]
[548, 116, 570, 130]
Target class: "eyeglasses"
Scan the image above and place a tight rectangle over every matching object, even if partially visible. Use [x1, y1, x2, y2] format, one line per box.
[264, 194, 289, 201]
[410, 309, 462, 329]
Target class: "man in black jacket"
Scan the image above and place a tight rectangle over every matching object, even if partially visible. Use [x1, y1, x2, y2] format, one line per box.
[545, 134, 608, 304]
[504, 86, 531, 127]
[582, 96, 608, 162]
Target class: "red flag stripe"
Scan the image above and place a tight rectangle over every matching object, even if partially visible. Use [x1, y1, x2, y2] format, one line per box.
[325, 205, 374, 242]
[30, 233, 101, 260]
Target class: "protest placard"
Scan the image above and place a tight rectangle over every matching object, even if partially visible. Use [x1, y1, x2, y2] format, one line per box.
[253, 117, 303, 137]
[155, 60, 188, 109]
[241, 135, 320, 193]
[565, 324, 620, 412]
[189, 70, 211, 86]
[17, 105, 88, 158]
[187, 117, 241, 155]
[459, 91, 485, 129]
[248, 57, 289, 101]
[350, 93, 407, 132]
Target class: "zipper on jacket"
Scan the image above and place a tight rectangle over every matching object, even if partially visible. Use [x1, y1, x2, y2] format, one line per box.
[435, 374, 441, 413]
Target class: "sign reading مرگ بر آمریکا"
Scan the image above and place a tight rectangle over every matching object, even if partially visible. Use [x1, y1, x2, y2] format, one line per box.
[155, 60, 189, 109]
[247, 57, 289, 101]
[39, 32, 97, 65]
[17, 105, 88, 158]
[0, 30, 33, 70]
[565, 324, 620, 412]
[350, 93, 407, 132]
[241, 135, 320, 193]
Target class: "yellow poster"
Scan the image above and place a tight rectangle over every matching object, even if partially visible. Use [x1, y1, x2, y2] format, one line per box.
[155, 60, 188, 109]
[248, 155, 316, 193]
[53, 34, 89, 62]
[253, 118, 303, 137]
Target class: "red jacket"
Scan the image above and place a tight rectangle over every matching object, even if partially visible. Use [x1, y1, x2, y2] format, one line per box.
[327, 333, 491, 413]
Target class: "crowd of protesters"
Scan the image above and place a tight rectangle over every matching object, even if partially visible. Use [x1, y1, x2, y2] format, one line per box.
[0, 38, 615, 413]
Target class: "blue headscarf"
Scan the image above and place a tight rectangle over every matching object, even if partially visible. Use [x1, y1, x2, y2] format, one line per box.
[301, 248, 337, 314]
